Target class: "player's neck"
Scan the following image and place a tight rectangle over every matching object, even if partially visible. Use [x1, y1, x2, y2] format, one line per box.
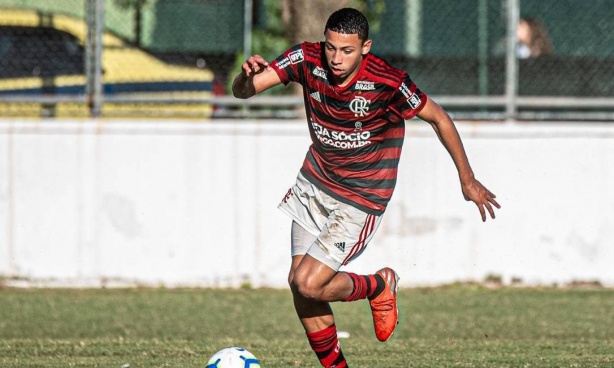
[334, 72, 357, 87]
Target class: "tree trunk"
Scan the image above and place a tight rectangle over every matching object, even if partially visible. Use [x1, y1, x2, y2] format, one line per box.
[281, 0, 350, 45]
[280, 0, 349, 101]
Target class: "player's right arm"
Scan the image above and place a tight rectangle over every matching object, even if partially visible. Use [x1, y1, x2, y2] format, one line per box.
[232, 55, 282, 99]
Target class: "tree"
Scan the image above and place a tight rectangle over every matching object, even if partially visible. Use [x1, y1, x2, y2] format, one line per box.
[280, 0, 349, 44]
[114, 0, 150, 47]
[280, 0, 386, 45]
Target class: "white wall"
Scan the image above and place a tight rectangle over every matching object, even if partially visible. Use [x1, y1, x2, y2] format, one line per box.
[1, 119, 613, 287]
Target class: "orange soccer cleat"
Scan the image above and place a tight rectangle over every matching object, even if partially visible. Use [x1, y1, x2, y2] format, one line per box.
[369, 267, 400, 342]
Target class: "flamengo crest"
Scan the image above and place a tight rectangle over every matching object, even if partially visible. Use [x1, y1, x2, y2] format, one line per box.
[349, 96, 371, 117]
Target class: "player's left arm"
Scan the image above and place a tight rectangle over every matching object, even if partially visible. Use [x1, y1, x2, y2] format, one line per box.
[417, 98, 501, 221]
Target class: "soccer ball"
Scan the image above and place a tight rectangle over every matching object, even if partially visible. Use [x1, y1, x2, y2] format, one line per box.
[205, 347, 261, 368]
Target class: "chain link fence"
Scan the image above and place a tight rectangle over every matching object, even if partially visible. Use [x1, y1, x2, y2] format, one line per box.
[376, 0, 614, 120]
[0, 0, 613, 120]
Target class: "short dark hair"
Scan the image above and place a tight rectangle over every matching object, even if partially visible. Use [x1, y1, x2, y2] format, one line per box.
[325, 8, 369, 41]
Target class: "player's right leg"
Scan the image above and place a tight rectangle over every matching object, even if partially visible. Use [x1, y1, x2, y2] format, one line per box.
[287, 194, 400, 342]
[288, 251, 348, 368]
[290, 220, 400, 344]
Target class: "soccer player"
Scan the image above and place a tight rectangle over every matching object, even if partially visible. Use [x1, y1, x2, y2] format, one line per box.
[232, 8, 500, 368]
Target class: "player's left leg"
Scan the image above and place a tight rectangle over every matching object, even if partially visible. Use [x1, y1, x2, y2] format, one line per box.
[290, 251, 398, 366]
[289, 224, 349, 368]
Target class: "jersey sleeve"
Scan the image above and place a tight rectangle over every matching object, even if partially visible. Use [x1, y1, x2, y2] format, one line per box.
[388, 73, 428, 120]
[270, 43, 306, 86]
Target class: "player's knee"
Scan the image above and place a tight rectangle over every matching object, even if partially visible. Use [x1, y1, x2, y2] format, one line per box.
[291, 271, 323, 300]
[287, 271, 296, 289]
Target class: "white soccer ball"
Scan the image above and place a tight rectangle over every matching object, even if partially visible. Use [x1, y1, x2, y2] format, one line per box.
[205, 347, 261, 368]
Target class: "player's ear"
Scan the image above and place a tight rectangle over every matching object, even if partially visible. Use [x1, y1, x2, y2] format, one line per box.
[362, 39, 372, 55]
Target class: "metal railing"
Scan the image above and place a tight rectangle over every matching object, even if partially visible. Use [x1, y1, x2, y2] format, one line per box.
[0, 0, 612, 121]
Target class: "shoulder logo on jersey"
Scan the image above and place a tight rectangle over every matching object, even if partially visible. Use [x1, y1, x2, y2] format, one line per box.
[355, 80, 375, 91]
[407, 94, 421, 109]
[399, 82, 411, 97]
[399, 82, 421, 109]
[349, 96, 371, 117]
[275, 49, 304, 69]
[312, 66, 328, 80]
[310, 91, 321, 102]
[289, 49, 304, 64]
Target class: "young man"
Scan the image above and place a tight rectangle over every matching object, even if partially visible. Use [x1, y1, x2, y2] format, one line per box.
[233, 8, 500, 368]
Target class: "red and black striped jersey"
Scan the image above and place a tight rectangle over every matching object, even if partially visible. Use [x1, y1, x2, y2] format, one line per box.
[270, 42, 428, 215]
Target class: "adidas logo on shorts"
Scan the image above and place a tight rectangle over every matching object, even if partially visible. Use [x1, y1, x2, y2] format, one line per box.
[334, 242, 346, 251]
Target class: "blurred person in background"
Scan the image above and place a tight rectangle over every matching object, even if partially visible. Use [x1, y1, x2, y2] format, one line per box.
[232, 7, 500, 368]
[494, 16, 553, 58]
[516, 16, 554, 58]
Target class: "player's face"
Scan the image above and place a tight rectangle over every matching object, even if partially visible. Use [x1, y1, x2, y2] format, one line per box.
[324, 30, 371, 85]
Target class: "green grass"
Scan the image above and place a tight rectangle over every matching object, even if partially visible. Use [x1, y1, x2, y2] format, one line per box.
[1, 286, 613, 367]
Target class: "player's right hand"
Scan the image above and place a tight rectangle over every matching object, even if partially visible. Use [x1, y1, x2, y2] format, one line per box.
[241, 55, 270, 78]
[461, 178, 500, 222]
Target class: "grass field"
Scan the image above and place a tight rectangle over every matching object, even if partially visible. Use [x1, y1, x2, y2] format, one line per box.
[1, 285, 613, 367]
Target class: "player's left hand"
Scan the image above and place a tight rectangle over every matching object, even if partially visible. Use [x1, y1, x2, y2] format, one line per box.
[461, 178, 500, 222]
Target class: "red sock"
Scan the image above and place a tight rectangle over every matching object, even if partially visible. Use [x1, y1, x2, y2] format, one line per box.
[344, 272, 379, 301]
[306, 324, 348, 368]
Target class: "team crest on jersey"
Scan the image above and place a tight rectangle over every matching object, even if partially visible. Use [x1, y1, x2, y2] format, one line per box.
[349, 96, 371, 117]
[355, 80, 375, 91]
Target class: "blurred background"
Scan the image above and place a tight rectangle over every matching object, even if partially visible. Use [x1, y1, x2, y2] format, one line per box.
[1, 0, 613, 120]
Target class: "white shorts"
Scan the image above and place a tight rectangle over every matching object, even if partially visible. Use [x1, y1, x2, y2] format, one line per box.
[278, 172, 383, 271]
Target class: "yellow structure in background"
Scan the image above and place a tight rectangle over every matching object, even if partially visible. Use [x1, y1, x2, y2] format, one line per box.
[0, 9, 214, 118]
